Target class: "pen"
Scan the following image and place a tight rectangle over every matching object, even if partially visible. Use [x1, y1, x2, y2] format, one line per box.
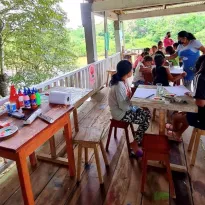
[146, 94, 154, 99]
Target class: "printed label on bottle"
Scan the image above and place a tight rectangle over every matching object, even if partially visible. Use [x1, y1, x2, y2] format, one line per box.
[24, 100, 31, 108]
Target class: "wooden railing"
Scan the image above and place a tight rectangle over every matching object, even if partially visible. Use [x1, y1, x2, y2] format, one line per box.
[0, 52, 121, 168]
[0, 52, 121, 104]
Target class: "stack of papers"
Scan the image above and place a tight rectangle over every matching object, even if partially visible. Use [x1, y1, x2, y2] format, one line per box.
[134, 88, 156, 99]
[164, 85, 190, 96]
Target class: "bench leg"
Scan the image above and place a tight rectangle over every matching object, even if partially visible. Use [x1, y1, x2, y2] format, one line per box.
[49, 136, 57, 159]
[73, 108, 79, 133]
[188, 128, 197, 152]
[94, 145, 103, 184]
[29, 152, 37, 167]
[191, 130, 201, 166]
[114, 127, 117, 139]
[106, 125, 113, 151]
[106, 73, 109, 87]
[100, 141, 109, 166]
[77, 145, 83, 182]
[85, 148, 88, 165]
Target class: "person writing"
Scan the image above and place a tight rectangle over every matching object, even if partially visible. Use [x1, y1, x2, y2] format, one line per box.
[165, 55, 205, 142]
[167, 31, 205, 90]
[163, 32, 174, 48]
[108, 60, 151, 157]
[152, 54, 186, 86]
[133, 55, 153, 87]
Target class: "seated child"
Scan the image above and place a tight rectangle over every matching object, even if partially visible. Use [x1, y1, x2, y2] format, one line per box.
[165, 55, 205, 142]
[124, 55, 132, 64]
[151, 45, 157, 59]
[165, 46, 179, 66]
[133, 51, 149, 70]
[133, 55, 153, 87]
[152, 54, 186, 86]
[108, 60, 151, 156]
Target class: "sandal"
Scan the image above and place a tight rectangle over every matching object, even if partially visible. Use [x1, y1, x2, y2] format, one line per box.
[130, 149, 143, 159]
[167, 130, 182, 142]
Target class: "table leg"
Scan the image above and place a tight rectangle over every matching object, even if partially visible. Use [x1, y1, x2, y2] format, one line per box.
[29, 152, 37, 167]
[64, 114, 76, 176]
[73, 108, 79, 133]
[49, 136, 57, 159]
[159, 109, 166, 135]
[16, 153, 34, 205]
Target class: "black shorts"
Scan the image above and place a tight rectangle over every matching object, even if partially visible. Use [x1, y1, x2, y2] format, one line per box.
[186, 112, 205, 130]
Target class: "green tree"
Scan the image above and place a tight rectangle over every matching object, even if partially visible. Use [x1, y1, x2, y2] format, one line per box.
[0, 0, 76, 96]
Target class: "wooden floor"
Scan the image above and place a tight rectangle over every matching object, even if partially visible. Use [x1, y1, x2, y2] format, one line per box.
[0, 87, 205, 205]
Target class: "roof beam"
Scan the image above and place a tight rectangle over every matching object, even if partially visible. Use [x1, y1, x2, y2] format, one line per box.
[94, 11, 118, 20]
[92, 0, 203, 12]
[119, 4, 205, 20]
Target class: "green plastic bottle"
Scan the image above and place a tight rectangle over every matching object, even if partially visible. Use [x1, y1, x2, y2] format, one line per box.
[35, 88, 41, 106]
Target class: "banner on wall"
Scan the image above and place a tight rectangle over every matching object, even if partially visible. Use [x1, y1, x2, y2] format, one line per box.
[89, 64, 95, 86]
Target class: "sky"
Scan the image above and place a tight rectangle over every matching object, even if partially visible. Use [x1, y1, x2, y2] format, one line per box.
[60, 0, 103, 29]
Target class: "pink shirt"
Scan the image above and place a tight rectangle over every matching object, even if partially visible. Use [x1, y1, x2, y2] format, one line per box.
[133, 55, 143, 69]
[163, 37, 174, 48]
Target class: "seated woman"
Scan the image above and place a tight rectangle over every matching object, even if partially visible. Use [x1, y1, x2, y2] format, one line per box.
[108, 60, 151, 156]
[133, 55, 153, 87]
[152, 54, 186, 86]
[166, 55, 205, 141]
[165, 46, 179, 66]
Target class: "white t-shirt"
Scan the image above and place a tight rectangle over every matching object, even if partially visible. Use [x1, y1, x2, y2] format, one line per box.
[133, 62, 145, 82]
[176, 40, 202, 53]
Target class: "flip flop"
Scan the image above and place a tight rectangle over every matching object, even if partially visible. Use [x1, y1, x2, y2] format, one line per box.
[130, 149, 143, 159]
[167, 130, 182, 142]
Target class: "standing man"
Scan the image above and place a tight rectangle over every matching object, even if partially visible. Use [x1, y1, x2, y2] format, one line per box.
[163, 32, 174, 48]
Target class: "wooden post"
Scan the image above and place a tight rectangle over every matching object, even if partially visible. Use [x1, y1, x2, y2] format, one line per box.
[114, 20, 122, 53]
[104, 11, 108, 58]
[81, 3, 98, 64]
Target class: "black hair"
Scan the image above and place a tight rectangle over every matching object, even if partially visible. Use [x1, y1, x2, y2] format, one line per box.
[165, 46, 175, 55]
[109, 60, 132, 86]
[173, 42, 179, 49]
[143, 55, 153, 62]
[154, 54, 165, 67]
[141, 51, 149, 57]
[167, 32, 170, 35]
[144, 48, 150, 52]
[178, 31, 196, 40]
[195, 55, 205, 74]
[158, 41, 163, 47]
[155, 51, 165, 58]
[152, 45, 157, 49]
[124, 55, 131, 60]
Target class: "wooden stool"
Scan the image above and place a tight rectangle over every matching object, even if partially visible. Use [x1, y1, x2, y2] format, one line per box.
[141, 134, 175, 198]
[188, 127, 205, 166]
[74, 127, 109, 184]
[106, 119, 135, 155]
[106, 70, 116, 87]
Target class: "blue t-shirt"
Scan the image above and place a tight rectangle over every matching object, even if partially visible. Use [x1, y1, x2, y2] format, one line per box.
[177, 40, 202, 80]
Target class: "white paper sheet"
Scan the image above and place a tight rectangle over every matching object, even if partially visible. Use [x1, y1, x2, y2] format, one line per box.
[164, 85, 190, 96]
[134, 88, 157, 99]
[170, 66, 183, 74]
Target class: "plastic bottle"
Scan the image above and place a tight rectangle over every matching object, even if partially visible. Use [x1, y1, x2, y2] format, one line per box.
[18, 89, 24, 108]
[9, 85, 18, 111]
[30, 91, 38, 109]
[23, 88, 31, 108]
[35, 88, 41, 106]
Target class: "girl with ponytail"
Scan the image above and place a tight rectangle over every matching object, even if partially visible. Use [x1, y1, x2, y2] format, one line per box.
[108, 60, 151, 157]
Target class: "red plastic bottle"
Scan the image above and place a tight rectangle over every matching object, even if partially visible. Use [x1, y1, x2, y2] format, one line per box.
[30, 92, 37, 109]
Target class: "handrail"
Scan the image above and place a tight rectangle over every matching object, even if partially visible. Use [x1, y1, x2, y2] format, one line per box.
[0, 52, 121, 104]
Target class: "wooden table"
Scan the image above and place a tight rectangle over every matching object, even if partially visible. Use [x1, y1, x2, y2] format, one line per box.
[37, 87, 94, 165]
[0, 104, 75, 205]
[131, 85, 198, 172]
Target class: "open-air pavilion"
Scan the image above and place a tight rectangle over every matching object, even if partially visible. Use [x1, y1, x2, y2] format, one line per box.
[0, 1, 205, 205]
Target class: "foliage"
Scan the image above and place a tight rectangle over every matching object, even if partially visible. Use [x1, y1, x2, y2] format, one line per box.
[1, 0, 76, 88]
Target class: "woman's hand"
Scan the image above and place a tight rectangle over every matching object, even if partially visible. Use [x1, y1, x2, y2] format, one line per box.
[185, 92, 193, 97]
[181, 71, 187, 77]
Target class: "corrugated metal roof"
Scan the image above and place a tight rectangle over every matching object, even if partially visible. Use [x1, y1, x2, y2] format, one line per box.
[123, 1, 205, 14]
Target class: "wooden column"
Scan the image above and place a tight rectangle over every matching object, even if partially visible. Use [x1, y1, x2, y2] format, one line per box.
[114, 20, 122, 53]
[81, 3, 97, 64]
